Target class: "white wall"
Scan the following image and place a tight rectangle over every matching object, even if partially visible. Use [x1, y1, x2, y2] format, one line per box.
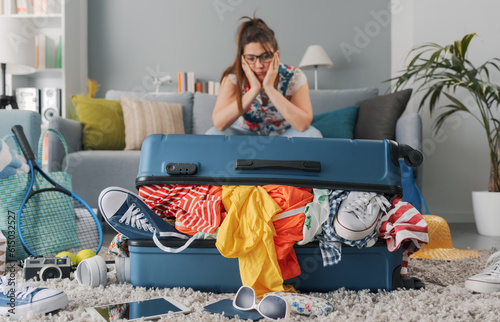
[392, 0, 500, 222]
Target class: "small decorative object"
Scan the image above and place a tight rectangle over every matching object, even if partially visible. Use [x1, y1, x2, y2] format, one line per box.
[391, 33, 500, 236]
[87, 78, 101, 98]
[152, 74, 172, 93]
[298, 45, 333, 90]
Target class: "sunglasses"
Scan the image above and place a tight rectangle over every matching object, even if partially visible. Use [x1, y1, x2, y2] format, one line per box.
[233, 286, 290, 320]
[243, 52, 275, 65]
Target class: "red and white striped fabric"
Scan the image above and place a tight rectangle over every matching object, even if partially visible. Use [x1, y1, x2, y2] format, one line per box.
[379, 196, 429, 276]
[139, 184, 222, 235]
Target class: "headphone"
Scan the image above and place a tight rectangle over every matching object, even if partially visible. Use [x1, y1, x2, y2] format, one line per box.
[56, 249, 130, 287]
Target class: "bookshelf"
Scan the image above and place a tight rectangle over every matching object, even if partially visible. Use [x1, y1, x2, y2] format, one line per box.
[0, 0, 88, 118]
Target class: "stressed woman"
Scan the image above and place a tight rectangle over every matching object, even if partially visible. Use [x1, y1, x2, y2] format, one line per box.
[206, 16, 322, 138]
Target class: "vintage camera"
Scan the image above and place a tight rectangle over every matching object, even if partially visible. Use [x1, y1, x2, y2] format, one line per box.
[21, 256, 72, 281]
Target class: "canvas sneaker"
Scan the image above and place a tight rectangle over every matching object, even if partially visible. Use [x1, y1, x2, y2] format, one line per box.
[334, 191, 390, 241]
[0, 276, 68, 319]
[99, 186, 184, 239]
[99, 187, 196, 253]
[465, 251, 500, 293]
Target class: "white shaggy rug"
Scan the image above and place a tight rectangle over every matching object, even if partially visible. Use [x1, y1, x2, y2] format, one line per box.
[2, 248, 500, 321]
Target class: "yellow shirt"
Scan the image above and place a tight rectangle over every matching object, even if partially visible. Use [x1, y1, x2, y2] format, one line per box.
[216, 185, 284, 297]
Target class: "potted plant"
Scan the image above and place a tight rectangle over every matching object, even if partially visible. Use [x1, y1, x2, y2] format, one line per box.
[390, 33, 500, 236]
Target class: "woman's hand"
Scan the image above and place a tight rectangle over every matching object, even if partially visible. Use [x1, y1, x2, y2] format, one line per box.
[262, 50, 280, 91]
[241, 57, 261, 93]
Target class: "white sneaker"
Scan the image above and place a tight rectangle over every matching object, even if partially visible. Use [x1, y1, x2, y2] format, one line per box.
[334, 191, 390, 241]
[465, 251, 500, 293]
[0, 276, 68, 319]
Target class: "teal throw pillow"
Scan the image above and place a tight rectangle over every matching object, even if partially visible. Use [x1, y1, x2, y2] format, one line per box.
[311, 105, 359, 138]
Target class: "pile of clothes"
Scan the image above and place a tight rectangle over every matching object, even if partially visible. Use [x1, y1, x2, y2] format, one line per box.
[109, 184, 429, 297]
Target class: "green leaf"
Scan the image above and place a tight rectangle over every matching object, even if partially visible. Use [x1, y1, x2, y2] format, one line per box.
[460, 33, 477, 57]
[442, 92, 471, 112]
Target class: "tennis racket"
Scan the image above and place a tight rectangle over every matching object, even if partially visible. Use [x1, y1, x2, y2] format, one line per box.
[12, 125, 103, 258]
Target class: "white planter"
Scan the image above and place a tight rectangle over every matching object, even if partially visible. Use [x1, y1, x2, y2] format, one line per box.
[472, 191, 500, 236]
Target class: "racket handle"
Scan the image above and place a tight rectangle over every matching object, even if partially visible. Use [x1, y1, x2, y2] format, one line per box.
[12, 125, 36, 161]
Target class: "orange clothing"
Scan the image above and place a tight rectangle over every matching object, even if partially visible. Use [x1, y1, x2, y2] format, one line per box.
[139, 184, 223, 235]
[263, 185, 313, 280]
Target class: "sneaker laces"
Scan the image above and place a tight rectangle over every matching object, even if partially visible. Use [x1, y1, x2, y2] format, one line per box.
[116, 204, 197, 254]
[343, 193, 391, 221]
[0, 277, 38, 299]
[118, 204, 155, 233]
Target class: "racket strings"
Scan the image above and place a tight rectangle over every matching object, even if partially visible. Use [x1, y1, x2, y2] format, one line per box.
[19, 190, 101, 257]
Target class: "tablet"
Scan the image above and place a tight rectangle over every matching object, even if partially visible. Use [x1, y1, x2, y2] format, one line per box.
[86, 297, 191, 321]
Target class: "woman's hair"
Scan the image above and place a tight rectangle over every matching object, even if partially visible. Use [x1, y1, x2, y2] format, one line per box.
[222, 15, 279, 112]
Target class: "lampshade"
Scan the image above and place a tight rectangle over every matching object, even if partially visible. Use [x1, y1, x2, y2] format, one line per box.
[0, 18, 36, 75]
[298, 45, 333, 69]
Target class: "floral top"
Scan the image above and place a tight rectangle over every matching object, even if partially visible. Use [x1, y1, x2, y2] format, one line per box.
[229, 64, 307, 135]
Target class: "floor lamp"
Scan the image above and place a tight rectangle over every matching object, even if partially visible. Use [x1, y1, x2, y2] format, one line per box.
[298, 45, 333, 90]
[0, 18, 36, 109]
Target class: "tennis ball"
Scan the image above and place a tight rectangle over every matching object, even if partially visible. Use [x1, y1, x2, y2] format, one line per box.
[56, 251, 76, 266]
[76, 249, 96, 264]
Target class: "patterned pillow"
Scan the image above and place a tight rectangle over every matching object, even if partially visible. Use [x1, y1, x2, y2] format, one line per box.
[120, 97, 185, 150]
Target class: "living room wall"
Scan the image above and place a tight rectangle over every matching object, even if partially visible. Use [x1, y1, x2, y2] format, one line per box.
[87, 0, 392, 95]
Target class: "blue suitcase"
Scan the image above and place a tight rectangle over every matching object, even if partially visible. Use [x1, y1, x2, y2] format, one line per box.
[136, 134, 422, 194]
[131, 134, 423, 292]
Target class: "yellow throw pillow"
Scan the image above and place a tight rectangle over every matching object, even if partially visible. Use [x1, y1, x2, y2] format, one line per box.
[120, 96, 185, 150]
[71, 95, 125, 150]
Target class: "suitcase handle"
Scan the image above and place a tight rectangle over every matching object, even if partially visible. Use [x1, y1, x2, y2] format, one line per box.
[235, 159, 321, 172]
[397, 144, 423, 168]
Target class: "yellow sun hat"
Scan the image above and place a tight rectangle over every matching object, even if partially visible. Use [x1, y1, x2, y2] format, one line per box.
[410, 215, 480, 260]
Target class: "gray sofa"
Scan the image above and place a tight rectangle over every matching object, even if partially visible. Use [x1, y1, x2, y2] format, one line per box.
[48, 88, 422, 209]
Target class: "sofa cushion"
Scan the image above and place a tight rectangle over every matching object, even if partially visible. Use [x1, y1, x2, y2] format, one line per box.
[191, 88, 379, 134]
[65, 150, 141, 208]
[311, 105, 359, 139]
[354, 89, 412, 140]
[192, 92, 217, 134]
[309, 88, 378, 114]
[105, 90, 194, 134]
[121, 97, 185, 150]
[71, 95, 125, 150]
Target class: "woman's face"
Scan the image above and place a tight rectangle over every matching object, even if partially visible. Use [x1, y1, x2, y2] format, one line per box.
[242, 42, 275, 82]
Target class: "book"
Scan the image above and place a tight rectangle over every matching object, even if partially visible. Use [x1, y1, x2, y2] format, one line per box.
[33, 0, 42, 14]
[178, 72, 187, 93]
[195, 82, 203, 93]
[187, 72, 195, 93]
[35, 34, 46, 69]
[41, 0, 48, 14]
[214, 82, 221, 95]
[33, 0, 49, 14]
[201, 82, 208, 93]
[208, 81, 215, 95]
[56, 35, 62, 68]
[16, 0, 28, 14]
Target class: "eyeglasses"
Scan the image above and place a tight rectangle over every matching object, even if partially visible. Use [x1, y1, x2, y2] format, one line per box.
[233, 285, 290, 320]
[243, 52, 274, 65]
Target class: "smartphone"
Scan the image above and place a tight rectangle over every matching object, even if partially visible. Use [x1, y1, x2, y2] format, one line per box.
[85, 297, 191, 321]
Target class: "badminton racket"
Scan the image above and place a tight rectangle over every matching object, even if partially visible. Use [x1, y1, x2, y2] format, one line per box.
[12, 125, 102, 257]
